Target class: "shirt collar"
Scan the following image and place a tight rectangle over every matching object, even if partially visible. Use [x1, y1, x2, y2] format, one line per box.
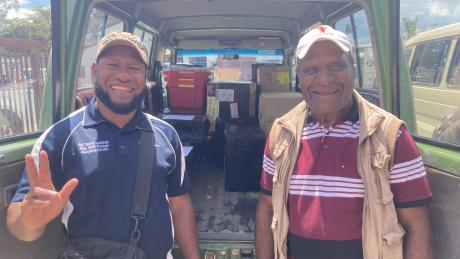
[83, 97, 106, 127]
[83, 97, 152, 132]
[306, 96, 359, 125]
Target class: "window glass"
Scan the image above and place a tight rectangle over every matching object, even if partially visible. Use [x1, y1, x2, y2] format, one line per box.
[352, 10, 377, 90]
[447, 41, 460, 89]
[161, 48, 172, 108]
[78, 9, 124, 90]
[405, 49, 413, 62]
[335, 10, 379, 106]
[409, 39, 450, 86]
[133, 27, 155, 57]
[143, 33, 154, 56]
[105, 15, 124, 35]
[291, 56, 297, 89]
[0, 0, 50, 139]
[401, 0, 460, 146]
[176, 49, 284, 82]
[335, 17, 355, 46]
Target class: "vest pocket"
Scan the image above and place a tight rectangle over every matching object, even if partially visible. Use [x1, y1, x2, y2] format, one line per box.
[272, 142, 288, 159]
[272, 141, 289, 183]
[371, 151, 394, 204]
[382, 224, 405, 258]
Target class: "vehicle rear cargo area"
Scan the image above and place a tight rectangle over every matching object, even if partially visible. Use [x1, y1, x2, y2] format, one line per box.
[188, 151, 259, 240]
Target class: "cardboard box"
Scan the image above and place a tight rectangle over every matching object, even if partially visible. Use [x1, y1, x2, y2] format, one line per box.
[217, 57, 255, 81]
[258, 92, 304, 134]
[207, 82, 257, 132]
[215, 67, 241, 81]
[257, 65, 290, 92]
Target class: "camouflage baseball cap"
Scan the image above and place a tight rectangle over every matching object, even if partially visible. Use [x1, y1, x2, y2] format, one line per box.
[96, 32, 149, 65]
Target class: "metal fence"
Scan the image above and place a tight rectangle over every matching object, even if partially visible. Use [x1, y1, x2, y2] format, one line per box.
[0, 39, 48, 138]
[0, 82, 43, 137]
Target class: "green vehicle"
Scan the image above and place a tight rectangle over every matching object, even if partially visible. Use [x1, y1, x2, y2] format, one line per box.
[0, 0, 459, 258]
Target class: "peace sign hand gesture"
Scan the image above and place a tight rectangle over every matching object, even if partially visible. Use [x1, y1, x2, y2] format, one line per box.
[20, 150, 78, 231]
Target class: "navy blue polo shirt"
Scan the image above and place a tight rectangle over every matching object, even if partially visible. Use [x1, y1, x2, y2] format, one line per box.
[13, 98, 191, 258]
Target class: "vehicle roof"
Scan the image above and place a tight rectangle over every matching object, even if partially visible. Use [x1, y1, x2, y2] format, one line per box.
[103, 0, 361, 49]
[405, 22, 460, 47]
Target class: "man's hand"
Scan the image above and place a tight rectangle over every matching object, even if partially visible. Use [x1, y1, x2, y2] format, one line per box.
[7, 151, 78, 241]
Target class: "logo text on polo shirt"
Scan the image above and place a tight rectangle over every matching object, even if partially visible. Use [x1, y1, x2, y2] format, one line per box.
[78, 141, 109, 154]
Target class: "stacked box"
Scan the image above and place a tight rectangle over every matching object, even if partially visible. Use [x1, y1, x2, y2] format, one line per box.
[215, 67, 241, 81]
[257, 65, 290, 92]
[206, 82, 257, 132]
[258, 92, 304, 134]
[216, 56, 255, 81]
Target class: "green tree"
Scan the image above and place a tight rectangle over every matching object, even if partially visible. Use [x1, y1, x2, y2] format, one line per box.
[0, 0, 19, 12]
[0, 0, 19, 24]
[28, 6, 51, 40]
[0, 5, 50, 40]
[402, 17, 418, 41]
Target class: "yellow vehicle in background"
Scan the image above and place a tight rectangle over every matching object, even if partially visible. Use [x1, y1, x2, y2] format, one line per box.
[406, 23, 460, 144]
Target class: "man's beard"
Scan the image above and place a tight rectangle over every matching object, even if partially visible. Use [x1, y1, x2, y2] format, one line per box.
[94, 82, 146, 114]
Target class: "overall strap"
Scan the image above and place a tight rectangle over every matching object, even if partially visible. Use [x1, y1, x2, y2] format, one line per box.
[130, 130, 155, 246]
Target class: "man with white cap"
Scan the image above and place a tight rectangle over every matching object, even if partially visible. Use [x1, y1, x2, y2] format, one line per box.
[7, 32, 200, 258]
[255, 25, 433, 259]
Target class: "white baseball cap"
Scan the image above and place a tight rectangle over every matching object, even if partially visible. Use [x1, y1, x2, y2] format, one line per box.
[296, 25, 352, 59]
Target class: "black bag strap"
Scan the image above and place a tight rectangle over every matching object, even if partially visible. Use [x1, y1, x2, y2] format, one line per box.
[129, 129, 155, 246]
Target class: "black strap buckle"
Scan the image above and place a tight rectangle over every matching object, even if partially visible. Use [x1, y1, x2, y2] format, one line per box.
[130, 215, 144, 245]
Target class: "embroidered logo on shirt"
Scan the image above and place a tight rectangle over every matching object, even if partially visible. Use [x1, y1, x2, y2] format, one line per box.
[78, 141, 109, 154]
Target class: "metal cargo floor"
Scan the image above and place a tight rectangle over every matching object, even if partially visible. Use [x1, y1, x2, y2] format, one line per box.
[189, 157, 259, 240]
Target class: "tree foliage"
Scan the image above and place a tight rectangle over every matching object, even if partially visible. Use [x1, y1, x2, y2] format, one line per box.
[0, 2, 50, 41]
[402, 17, 418, 41]
[0, 0, 19, 10]
[0, 0, 20, 24]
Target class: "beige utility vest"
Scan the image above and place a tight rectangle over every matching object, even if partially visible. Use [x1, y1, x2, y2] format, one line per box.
[269, 91, 405, 259]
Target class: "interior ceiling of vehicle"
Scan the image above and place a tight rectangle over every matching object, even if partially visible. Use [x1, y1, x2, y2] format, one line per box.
[105, 0, 361, 48]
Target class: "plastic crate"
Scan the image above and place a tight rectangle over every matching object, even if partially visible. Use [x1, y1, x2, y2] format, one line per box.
[165, 70, 209, 88]
[168, 86, 206, 112]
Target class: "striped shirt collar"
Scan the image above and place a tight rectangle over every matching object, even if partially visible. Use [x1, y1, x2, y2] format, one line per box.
[306, 97, 359, 125]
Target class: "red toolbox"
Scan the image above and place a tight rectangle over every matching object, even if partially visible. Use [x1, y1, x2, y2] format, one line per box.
[165, 70, 210, 112]
[164, 70, 209, 88]
[168, 86, 206, 112]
